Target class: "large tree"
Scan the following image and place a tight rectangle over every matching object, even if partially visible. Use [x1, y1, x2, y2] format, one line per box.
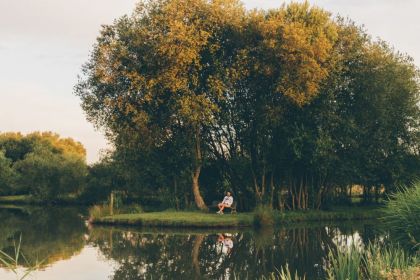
[76, 0, 420, 210]
[76, 0, 246, 210]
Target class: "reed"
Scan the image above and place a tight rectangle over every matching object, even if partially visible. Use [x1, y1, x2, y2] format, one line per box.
[0, 235, 43, 280]
[326, 245, 362, 280]
[363, 241, 419, 280]
[383, 181, 420, 245]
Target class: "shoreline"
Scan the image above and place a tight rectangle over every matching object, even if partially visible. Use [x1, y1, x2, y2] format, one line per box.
[92, 206, 383, 228]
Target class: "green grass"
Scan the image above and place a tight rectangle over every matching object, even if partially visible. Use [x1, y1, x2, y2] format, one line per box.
[95, 211, 254, 228]
[275, 206, 382, 225]
[93, 206, 383, 228]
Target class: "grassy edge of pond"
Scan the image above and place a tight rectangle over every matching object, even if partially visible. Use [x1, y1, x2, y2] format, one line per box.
[0, 195, 34, 204]
[92, 206, 383, 228]
[0, 195, 82, 205]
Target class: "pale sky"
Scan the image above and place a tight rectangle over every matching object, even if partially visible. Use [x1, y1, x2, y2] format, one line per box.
[1, 0, 419, 163]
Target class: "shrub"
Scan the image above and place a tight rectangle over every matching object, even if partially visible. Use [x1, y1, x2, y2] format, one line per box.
[119, 203, 143, 214]
[253, 205, 275, 228]
[88, 204, 111, 220]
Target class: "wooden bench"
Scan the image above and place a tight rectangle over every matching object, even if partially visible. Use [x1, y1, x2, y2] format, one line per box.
[211, 200, 237, 214]
[228, 201, 237, 214]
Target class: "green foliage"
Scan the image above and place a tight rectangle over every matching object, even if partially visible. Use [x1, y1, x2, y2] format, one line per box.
[252, 265, 305, 280]
[253, 205, 275, 228]
[383, 182, 420, 245]
[0, 150, 17, 195]
[326, 245, 362, 280]
[14, 147, 87, 201]
[324, 241, 419, 280]
[0, 132, 88, 201]
[363, 242, 418, 279]
[81, 159, 120, 204]
[88, 204, 111, 220]
[75, 0, 420, 210]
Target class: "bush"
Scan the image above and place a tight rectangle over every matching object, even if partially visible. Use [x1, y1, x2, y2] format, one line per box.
[118, 203, 143, 214]
[88, 204, 111, 220]
[14, 146, 87, 201]
[253, 205, 275, 228]
[89, 202, 143, 221]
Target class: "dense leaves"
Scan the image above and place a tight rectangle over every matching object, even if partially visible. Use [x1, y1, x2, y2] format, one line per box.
[0, 132, 87, 201]
[76, 1, 420, 210]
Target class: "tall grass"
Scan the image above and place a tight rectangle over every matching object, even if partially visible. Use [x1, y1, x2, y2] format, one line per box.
[363, 242, 418, 279]
[383, 181, 420, 246]
[325, 241, 419, 280]
[88, 203, 143, 220]
[234, 265, 305, 280]
[326, 245, 362, 280]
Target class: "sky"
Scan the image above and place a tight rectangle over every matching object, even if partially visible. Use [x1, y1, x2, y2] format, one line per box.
[1, 0, 419, 163]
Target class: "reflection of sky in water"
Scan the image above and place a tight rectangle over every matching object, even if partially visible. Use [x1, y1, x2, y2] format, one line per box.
[0, 246, 116, 280]
[0, 205, 381, 280]
[327, 227, 364, 251]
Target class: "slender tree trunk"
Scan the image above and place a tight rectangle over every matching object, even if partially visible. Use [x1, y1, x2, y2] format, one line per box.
[270, 173, 274, 209]
[192, 128, 208, 211]
[109, 191, 114, 216]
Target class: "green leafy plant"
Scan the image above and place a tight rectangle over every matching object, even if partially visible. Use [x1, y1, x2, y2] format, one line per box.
[253, 205, 275, 228]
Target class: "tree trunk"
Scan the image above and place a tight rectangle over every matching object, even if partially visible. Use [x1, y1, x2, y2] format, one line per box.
[109, 191, 114, 216]
[192, 234, 204, 278]
[192, 128, 208, 211]
[270, 173, 274, 209]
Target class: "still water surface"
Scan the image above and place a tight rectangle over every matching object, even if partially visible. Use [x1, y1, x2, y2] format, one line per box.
[0, 206, 380, 279]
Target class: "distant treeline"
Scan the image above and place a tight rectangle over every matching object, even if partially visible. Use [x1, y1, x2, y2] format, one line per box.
[0, 132, 87, 201]
[73, 0, 420, 211]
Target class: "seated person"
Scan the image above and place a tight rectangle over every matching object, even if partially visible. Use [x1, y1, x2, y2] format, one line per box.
[217, 191, 233, 214]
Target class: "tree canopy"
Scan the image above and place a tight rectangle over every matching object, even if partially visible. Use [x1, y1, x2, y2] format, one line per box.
[0, 132, 87, 200]
[76, 0, 420, 210]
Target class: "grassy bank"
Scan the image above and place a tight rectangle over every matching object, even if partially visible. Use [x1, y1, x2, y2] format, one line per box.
[0, 195, 34, 204]
[94, 211, 253, 228]
[0, 195, 82, 205]
[93, 206, 383, 228]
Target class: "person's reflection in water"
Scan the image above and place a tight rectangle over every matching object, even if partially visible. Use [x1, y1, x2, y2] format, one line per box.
[217, 233, 234, 255]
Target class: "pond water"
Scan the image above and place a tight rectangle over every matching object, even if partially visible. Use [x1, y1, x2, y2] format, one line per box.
[0, 206, 382, 280]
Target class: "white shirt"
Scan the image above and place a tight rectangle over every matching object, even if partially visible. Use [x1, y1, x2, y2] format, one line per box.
[222, 196, 233, 206]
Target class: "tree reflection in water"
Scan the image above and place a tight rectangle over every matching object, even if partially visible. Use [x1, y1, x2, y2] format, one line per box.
[0, 206, 86, 268]
[88, 222, 378, 280]
[0, 207, 379, 279]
